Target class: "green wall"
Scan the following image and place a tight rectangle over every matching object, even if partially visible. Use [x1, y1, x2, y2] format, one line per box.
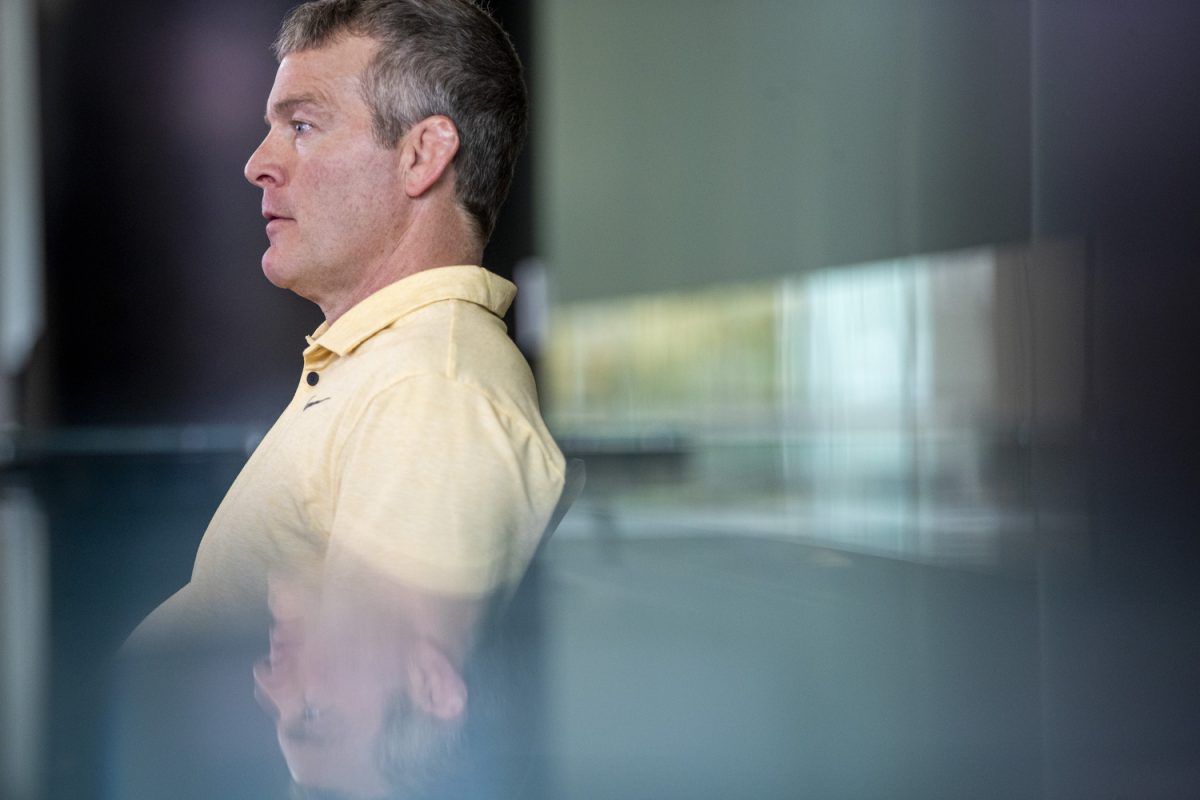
[536, 0, 1032, 302]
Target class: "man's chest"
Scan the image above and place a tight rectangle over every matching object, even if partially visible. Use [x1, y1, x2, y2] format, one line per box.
[191, 388, 350, 579]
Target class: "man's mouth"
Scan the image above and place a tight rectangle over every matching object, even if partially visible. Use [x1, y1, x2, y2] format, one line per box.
[264, 213, 293, 235]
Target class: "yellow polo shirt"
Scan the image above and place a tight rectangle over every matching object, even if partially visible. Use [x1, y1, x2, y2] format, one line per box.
[132, 266, 564, 642]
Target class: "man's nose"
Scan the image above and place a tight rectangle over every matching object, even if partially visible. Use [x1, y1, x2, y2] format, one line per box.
[244, 133, 283, 187]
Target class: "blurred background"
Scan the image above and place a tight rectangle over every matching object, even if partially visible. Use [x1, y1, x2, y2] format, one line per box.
[3, 0, 1200, 798]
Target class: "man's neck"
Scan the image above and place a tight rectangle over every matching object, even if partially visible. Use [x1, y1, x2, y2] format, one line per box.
[317, 218, 483, 325]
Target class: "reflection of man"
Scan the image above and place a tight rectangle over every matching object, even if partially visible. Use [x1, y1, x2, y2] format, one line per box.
[255, 561, 477, 798]
[130, 0, 563, 671]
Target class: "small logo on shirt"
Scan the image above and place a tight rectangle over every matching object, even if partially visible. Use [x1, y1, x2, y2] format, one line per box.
[303, 397, 332, 411]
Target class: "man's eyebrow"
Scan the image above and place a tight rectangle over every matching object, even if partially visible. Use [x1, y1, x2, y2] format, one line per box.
[264, 93, 333, 125]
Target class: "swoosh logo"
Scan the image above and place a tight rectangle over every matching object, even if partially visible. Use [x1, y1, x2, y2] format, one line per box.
[303, 397, 331, 411]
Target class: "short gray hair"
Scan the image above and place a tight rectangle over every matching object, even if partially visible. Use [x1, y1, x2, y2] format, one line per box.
[274, 0, 528, 241]
[286, 692, 461, 799]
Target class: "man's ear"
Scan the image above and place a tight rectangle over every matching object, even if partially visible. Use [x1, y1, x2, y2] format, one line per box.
[406, 638, 467, 720]
[400, 115, 460, 199]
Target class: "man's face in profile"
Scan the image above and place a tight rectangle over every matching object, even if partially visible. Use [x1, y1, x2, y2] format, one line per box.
[243, 36, 408, 304]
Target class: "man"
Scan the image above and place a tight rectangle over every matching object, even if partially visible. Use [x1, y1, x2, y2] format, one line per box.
[126, 4, 564, 791]
[132, 0, 563, 638]
[125, 0, 565, 794]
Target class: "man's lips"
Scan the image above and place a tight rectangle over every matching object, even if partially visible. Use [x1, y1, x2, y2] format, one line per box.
[264, 213, 294, 235]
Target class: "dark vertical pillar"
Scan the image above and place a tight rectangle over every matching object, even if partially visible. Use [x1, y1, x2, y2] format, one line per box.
[1032, 2, 1200, 796]
[38, 0, 318, 428]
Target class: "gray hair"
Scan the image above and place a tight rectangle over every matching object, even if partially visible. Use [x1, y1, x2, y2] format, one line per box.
[274, 0, 528, 241]
[286, 692, 461, 800]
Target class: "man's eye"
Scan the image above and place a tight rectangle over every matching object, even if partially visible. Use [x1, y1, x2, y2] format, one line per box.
[291, 120, 312, 135]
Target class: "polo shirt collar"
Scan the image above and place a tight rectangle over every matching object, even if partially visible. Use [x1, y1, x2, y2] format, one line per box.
[304, 265, 516, 358]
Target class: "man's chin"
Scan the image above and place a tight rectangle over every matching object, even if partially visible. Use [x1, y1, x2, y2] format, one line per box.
[261, 252, 294, 290]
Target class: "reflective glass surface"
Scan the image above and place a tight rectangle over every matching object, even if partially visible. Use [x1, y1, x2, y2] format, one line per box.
[4, 241, 1199, 799]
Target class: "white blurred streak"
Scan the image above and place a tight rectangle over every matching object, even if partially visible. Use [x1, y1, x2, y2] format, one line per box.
[792, 251, 999, 560]
[0, 0, 46, 428]
[0, 488, 48, 800]
[514, 257, 550, 357]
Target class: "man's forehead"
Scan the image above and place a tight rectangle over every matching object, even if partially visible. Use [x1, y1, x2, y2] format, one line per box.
[265, 90, 335, 123]
[265, 38, 377, 119]
[274, 36, 378, 88]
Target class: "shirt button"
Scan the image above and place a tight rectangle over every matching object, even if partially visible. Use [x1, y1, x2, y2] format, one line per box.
[306, 371, 319, 386]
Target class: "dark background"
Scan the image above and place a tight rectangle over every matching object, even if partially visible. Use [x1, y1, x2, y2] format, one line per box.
[29, 0, 535, 426]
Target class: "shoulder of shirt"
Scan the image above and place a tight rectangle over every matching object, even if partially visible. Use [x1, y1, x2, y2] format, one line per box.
[357, 294, 529, 386]
[345, 300, 564, 474]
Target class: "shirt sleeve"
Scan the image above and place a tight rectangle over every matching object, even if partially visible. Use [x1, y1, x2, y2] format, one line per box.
[327, 372, 565, 596]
